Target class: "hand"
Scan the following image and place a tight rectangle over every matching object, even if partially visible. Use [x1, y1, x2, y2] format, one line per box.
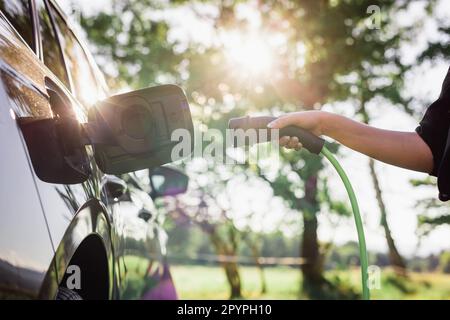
[267, 111, 327, 150]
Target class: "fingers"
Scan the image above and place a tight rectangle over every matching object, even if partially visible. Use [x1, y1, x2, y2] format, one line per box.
[279, 136, 290, 147]
[279, 136, 303, 150]
[288, 136, 299, 149]
[267, 113, 299, 129]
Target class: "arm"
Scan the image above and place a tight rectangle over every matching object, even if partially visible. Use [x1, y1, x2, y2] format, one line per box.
[268, 111, 434, 173]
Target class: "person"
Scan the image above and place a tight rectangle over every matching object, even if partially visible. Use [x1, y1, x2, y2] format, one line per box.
[268, 67, 450, 201]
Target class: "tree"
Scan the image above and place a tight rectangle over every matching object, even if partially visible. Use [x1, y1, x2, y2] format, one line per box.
[233, 0, 419, 295]
[409, 5, 450, 238]
[77, 0, 430, 298]
[241, 231, 267, 294]
[166, 162, 244, 299]
[77, 0, 184, 90]
[410, 178, 450, 238]
[355, 77, 410, 276]
[438, 251, 450, 273]
[170, 193, 244, 299]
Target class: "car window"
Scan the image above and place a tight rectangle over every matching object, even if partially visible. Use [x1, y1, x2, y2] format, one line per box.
[50, 5, 101, 108]
[36, 0, 70, 88]
[0, 0, 33, 49]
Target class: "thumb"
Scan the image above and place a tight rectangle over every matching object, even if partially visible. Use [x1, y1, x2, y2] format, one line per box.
[267, 114, 299, 129]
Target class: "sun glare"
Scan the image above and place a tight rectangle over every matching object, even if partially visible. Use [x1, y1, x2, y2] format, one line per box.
[223, 31, 275, 78]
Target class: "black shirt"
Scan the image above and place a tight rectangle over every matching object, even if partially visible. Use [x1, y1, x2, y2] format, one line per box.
[416, 66, 450, 201]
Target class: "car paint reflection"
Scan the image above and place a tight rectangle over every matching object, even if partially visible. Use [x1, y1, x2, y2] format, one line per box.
[0, 6, 177, 299]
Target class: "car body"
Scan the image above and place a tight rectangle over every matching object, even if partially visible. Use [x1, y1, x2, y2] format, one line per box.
[0, 0, 177, 299]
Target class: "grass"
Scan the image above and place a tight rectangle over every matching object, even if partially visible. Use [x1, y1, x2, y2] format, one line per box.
[171, 264, 301, 300]
[122, 256, 450, 299]
[170, 264, 450, 300]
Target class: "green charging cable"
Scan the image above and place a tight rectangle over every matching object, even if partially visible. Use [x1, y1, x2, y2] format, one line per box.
[228, 116, 371, 300]
[321, 146, 370, 300]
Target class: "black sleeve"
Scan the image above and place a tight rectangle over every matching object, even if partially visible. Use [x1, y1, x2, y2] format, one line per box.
[415, 67, 450, 177]
[415, 98, 450, 176]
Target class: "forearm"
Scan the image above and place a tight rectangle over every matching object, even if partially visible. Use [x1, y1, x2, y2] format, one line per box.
[321, 112, 434, 173]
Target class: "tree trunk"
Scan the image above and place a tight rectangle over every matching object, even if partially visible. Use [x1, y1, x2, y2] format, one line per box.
[368, 158, 407, 276]
[249, 242, 267, 294]
[223, 261, 242, 299]
[359, 103, 407, 276]
[300, 175, 326, 296]
[209, 232, 242, 299]
[258, 263, 267, 294]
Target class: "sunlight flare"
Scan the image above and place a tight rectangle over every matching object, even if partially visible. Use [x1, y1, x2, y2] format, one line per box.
[222, 31, 275, 78]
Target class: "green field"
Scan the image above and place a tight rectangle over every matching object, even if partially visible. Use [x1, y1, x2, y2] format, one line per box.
[170, 264, 450, 300]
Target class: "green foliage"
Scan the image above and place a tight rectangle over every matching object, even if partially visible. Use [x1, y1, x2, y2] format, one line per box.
[419, 214, 450, 226]
[319, 177, 352, 217]
[165, 221, 300, 263]
[410, 177, 450, 237]
[419, 24, 450, 62]
[75, 0, 444, 297]
[439, 251, 450, 274]
[79, 0, 418, 109]
[78, 0, 425, 218]
[385, 273, 417, 294]
[79, 0, 184, 89]
[409, 3, 450, 238]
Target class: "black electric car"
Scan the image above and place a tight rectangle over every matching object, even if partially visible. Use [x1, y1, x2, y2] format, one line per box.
[0, 0, 192, 299]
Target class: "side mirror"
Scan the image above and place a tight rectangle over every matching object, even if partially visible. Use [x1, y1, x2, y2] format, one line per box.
[88, 84, 194, 175]
[149, 166, 189, 199]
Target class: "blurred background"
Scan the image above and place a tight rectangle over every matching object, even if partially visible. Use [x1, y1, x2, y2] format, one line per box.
[59, 0, 449, 299]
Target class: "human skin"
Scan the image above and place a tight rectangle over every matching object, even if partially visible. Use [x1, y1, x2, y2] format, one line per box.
[268, 110, 434, 174]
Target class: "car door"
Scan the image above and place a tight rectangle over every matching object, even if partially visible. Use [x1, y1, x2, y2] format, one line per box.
[45, 2, 176, 299]
[0, 0, 172, 299]
[43, 1, 132, 297]
[0, 0, 61, 299]
[17, 0, 118, 299]
[42, 0, 171, 299]
[28, 0, 107, 247]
